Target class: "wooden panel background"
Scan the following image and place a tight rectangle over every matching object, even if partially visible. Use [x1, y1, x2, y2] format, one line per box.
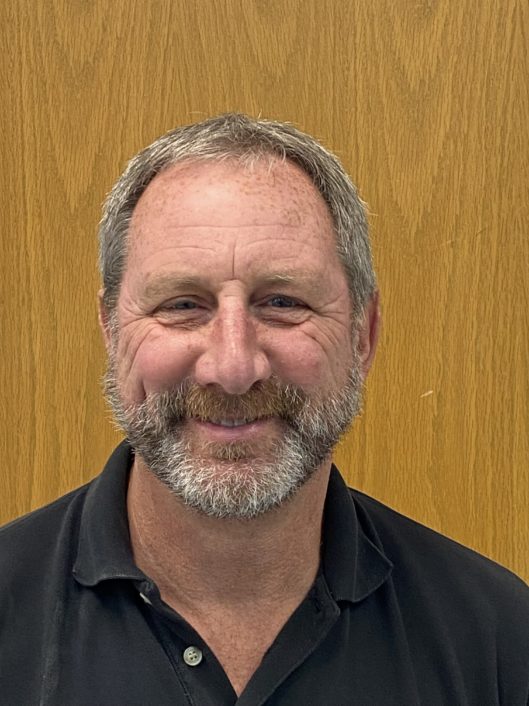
[1, 0, 528, 581]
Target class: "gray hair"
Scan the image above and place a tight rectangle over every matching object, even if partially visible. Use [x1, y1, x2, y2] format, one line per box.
[98, 113, 376, 314]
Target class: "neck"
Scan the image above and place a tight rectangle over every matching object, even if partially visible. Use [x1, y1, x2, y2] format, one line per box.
[126, 458, 331, 612]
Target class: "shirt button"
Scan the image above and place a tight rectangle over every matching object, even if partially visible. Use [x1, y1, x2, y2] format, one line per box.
[183, 646, 203, 667]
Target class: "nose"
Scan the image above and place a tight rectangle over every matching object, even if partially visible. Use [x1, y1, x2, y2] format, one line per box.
[194, 301, 272, 394]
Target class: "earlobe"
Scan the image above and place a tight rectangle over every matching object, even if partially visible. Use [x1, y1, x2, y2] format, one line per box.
[356, 290, 381, 379]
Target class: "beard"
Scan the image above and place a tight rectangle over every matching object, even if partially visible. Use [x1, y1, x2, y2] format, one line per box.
[103, 351, 364, 520]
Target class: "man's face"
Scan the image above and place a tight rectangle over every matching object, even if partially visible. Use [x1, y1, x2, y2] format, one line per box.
[102, 158, 372, 518]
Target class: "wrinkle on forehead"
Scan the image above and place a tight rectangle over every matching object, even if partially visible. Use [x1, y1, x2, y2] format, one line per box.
[123, 157, 343, 302]
[128, 227, 335, 286]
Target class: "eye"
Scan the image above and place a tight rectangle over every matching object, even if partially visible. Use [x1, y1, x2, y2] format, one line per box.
[155, 297, 208, 326]
[257, 294, 309, 325]
[163, 299, 197, 310]
[265, 295, 299, 308]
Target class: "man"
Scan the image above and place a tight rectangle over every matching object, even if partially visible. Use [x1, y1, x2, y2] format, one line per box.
[1, 114, 528, 705]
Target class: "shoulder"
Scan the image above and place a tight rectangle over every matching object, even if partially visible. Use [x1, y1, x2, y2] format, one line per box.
[351, 488, 529, 593]
[0, 483, 90, 538]
[0, 483, 90, 579]
[351, 487, 529, 642]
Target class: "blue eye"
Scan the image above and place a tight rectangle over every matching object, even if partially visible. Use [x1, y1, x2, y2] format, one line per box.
[166, 300, 197, 310]
[267, 296, 297, 308]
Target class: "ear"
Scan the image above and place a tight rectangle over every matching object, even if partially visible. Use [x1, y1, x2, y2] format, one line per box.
[98, 288, 113, 354]
[355, 290, 381, 380]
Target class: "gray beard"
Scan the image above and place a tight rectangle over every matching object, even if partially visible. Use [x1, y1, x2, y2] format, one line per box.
[103, 357, 363, 520]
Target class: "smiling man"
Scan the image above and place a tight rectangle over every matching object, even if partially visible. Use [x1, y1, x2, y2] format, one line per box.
[103, 157, 369, 524]
[1, 114, 528, 705]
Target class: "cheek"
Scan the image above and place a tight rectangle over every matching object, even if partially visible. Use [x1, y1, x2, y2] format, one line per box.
[116, 332, 195, 403]
[267, 327, 354, 390]
[267, 336, 336, 389]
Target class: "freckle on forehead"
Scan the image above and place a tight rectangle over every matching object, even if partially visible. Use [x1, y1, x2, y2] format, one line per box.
[120, 156, 347, 306]
[133, 158, 331, 227]
[123, 157, 338, 286]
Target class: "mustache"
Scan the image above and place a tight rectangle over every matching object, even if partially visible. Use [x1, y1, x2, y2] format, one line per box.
[138, 377, 308, 424]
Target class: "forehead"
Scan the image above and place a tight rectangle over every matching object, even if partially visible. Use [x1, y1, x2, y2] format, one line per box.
[121, 158, 346, 301]
[128, 157, 334, 242]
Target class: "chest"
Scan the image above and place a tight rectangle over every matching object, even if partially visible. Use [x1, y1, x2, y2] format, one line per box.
[6, 579, 512, 705]
[181, 611, 291, 696]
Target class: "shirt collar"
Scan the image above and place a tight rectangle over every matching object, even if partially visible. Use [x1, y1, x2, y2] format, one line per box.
[321, 466, 393, 603]
[73, 443, 392, 601]
[73, 441, 144, 586]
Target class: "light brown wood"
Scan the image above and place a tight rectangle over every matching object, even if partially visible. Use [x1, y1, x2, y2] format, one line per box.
[1, 0, 528, 581]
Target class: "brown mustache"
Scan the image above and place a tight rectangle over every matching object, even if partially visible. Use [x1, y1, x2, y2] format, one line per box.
[150, 378, 307, 424]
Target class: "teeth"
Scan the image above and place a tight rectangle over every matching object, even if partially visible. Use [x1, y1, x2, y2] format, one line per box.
[215, 419, 253, 427]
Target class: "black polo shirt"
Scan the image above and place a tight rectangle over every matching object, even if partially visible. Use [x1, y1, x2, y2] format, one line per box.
[1, 442, 528, 705]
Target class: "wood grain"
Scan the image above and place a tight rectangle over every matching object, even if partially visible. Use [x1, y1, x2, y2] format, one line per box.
[1, 0, 527, 580]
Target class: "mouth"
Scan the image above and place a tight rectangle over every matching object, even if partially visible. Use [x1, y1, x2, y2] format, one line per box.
[187, 416, 276, 442]
[207, 417, 259, 428]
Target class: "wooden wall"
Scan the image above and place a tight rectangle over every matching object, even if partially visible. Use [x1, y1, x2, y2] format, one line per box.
[1, 0, 528, 581]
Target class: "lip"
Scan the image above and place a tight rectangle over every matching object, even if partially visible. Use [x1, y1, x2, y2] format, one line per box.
[188, 417, 275, 441]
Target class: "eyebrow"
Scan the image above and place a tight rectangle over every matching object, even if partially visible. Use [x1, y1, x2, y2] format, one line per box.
[141, 270, 317, 301]
[142, 275, 206, 300]
[260, 273, 296, 285]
